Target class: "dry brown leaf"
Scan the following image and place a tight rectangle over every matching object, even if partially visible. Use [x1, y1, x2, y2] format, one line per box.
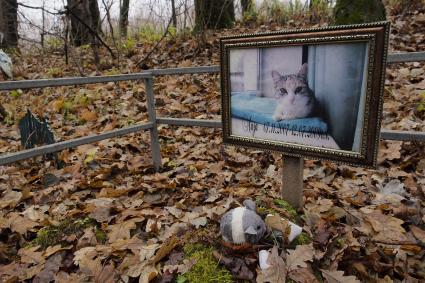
[189, 216, 207, 228]
[288, 267, 320, 283]
[166, 206, 184, 218]
[363, 211, 408, 242]
[33, 253, 62, 283]
[286, 244, 315, 272]
[410, 225, 425, 243]
[378, 141, 402, 163]
[321, 269, 360, 283]
[43, 245, 72, 258]
[18, 246, 45, 265]
[89, 206, 112, 223]
[139, 244, 159, 262]
[73, 247, 98, 266]
[163, 258, 197, 275]
[139, 264, 158, 283]
[22, 205, 48, 222]
[54, 271, 86, 283]
[145, 219, 161, 233]
[256, 246, 287, 283]
[77, 228, 98, 249]
[265, 214, 291, 236]
[149, 235, 179, 264]
[107, 217, 144, 243]
[94, 262, 116, 283]
[80, 109, 97, 122]
[0, 190, 22, 208]
[8, 212, 38, 234]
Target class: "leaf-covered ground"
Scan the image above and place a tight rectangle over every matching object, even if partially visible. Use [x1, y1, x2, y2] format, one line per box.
[0, 4, 424, 283]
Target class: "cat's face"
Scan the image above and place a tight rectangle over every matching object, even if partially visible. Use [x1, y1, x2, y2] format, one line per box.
[272, 63, 311, 104]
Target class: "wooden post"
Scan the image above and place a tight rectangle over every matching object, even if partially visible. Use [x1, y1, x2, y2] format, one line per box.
[281, 156, 304, 209]
[145, 76, 161, 172]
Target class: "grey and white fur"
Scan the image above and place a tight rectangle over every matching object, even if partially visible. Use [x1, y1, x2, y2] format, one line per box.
[220, 199, 266, 244]
[272, 63, 316, 121]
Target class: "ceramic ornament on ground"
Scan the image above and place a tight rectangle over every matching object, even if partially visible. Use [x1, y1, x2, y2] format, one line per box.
[220, 199, 266, 244]
[265, 214, 302, 242]
[0, 49, 13, 79]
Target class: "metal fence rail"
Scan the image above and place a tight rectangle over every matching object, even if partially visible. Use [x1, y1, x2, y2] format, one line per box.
[0, 51, 424, 169]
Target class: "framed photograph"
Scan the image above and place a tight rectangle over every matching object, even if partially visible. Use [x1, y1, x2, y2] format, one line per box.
[220, 22, 390, 167]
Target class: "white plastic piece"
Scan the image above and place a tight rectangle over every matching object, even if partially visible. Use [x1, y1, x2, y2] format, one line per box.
[266, 214, 303, 242]
[258, 250, 271, 270]
[287, 220, 303, 242]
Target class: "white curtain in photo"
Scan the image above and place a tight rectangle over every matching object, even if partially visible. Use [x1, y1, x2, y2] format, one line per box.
[229, 49, 259, 93]
[308, 42, 368, 151]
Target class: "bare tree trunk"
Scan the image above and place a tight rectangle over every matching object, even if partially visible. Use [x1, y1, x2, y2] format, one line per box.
[195, 0, 235, 31]
[171, 0, 177, 28]
[67, 0, 101, 46]
[41, 0, 45, 49]
[0, 0, 18, 48]
[241, 0, 253, 15]
[119, 0, 130, 38]
[334, 0, 386, 25]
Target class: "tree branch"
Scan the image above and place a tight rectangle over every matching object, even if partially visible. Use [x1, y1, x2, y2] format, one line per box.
[136, 17, 173, 68]
[17, 2, 59, 15]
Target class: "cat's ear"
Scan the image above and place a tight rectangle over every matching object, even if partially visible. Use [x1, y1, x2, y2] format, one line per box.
[298, 63, 308, 81]
[271, 70, 282, 82]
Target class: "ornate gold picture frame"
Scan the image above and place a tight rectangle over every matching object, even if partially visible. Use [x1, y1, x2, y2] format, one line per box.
[220, 22, 390, 167]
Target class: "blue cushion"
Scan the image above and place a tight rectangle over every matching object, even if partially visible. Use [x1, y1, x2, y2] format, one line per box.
[231, 92, 328, 133]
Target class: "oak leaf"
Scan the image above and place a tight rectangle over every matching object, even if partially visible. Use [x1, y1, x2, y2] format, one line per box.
[107, 217, 144, 243]
[320, 269, 360, 283]
[286, 244, 315, 272]
[0, 190, 22, 208]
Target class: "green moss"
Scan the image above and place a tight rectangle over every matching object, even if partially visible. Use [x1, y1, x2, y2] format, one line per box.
[256, 205, 276, 217]
[32, 217, 97, 249]
[274, 199, 297, 219]
[95, 227, 107, 243]
[177, 244, 233, 283]
[292, 232, 311, 246]
[336, 237, 346, 248]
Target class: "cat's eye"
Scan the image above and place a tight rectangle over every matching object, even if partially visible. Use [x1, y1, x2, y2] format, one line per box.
[295, 87, 303, 93]
[280, 88, 287, 94]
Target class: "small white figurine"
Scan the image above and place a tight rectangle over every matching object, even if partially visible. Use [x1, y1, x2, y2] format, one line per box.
[0, 49, 13, 79]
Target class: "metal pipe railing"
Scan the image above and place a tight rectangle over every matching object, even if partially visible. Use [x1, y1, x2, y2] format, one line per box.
[0, 51, 424, 169]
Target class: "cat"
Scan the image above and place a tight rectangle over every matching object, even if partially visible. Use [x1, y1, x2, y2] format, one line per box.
[271, 63, 316, 121]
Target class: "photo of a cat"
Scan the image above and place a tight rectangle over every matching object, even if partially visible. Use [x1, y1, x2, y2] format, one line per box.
[221, 22, 390, 167]
[228, 42, 369, 152]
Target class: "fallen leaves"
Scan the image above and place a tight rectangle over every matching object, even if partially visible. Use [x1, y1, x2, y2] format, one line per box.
[107, 217, 144, 243]
[256, 246, 287, 283]
[0, 190, 22, 208]
[362, 210, 408, 242]
[0, 4, 423, 283]
[286, 244, 314, 272]
[320, 269, 361, 283]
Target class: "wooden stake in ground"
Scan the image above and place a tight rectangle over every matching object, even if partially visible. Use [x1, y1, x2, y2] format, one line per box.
[281, 156, 304, 209]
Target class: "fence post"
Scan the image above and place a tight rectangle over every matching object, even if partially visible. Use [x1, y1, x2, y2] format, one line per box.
[145, 76, 161, 171]
[281, 156, 304, 209]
